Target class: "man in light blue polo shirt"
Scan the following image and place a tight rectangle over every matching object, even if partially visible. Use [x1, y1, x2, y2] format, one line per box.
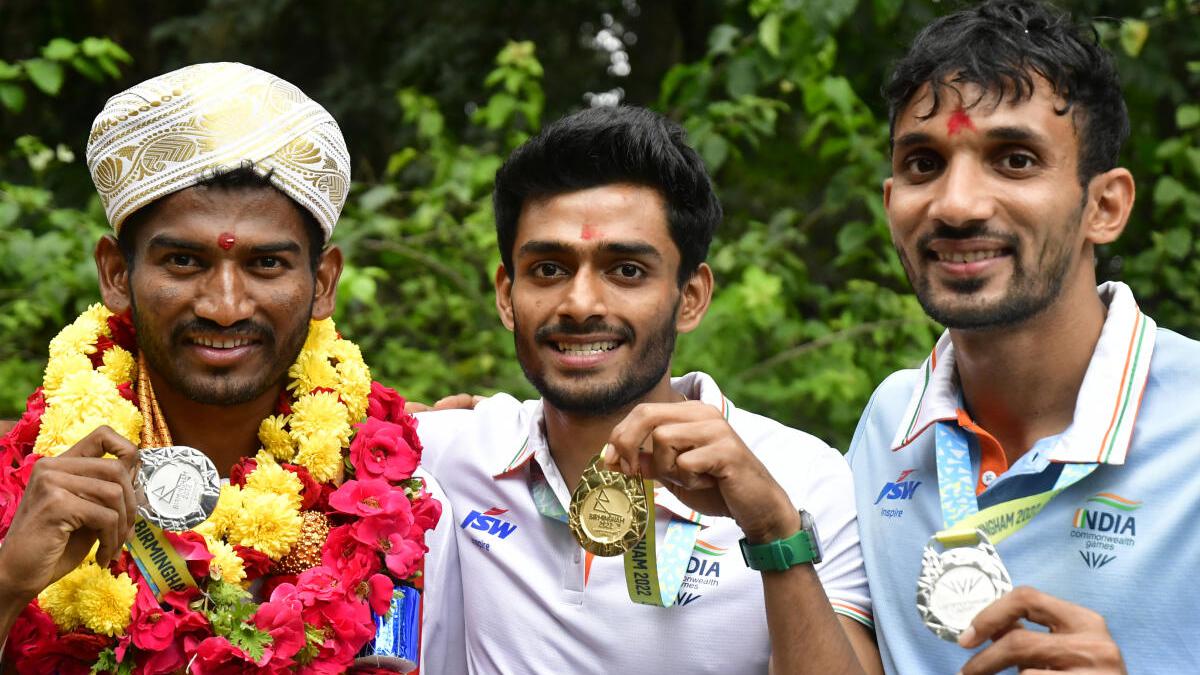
[848, 1, 1200, 673]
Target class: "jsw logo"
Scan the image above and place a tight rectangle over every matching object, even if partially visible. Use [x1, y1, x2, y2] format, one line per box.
[874, 469, 922, 505]
[461, 507, 518, 539]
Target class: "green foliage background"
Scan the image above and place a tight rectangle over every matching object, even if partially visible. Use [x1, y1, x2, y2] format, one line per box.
[1, 1, 1197, 450]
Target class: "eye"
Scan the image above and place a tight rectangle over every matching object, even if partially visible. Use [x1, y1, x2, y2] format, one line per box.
[531, 262, 567, 278]
[902, 153, 942, 178]
[1000, 152, 1037, 171]
[613, 263, 644, 279]
[256, 256, 283, 269]
[168, 254, 198, 268]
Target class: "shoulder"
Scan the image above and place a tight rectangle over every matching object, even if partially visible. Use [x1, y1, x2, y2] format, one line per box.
[414, 393, 535, 470]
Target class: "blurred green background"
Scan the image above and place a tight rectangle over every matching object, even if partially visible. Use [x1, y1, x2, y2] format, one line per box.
[1, 0, 1197, 450]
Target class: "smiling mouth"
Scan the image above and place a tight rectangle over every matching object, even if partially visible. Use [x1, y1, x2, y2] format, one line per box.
[190, 336, 257, 349]
[930, 249, 1009, 263]
[554, 340, 620, 355]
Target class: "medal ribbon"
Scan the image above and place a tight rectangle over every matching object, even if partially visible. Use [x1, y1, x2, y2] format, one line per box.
[622, 480, 701, 607]
[126, 516, 197, 599]
[933, 421, 1097, 546]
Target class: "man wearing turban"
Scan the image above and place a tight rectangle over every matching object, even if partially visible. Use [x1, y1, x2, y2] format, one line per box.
[0, 63, 446, 674]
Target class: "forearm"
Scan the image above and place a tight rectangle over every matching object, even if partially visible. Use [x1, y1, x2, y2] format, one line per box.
[763, 563, 865, 675]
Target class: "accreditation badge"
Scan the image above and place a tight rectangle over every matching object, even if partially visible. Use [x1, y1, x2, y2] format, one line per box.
[916, 528, 1012, 641]
[568, 453, 648, 557]
[135, 445, 221, 531]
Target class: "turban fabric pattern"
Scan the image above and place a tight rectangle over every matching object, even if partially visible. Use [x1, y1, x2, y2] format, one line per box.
[86, 62, 350, 240]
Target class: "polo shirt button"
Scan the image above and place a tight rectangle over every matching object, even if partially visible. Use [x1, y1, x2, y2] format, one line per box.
[981, 470, 998, 485]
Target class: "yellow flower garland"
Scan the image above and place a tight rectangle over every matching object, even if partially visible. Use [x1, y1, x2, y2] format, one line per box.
[30, 304, 373, 635]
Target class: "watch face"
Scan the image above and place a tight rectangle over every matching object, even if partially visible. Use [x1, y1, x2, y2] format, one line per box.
[800, 509, 823, 564]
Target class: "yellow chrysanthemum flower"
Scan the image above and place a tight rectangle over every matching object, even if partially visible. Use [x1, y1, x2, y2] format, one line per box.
[99, 346, 134, 386]
[287, 348, 338, 396]
[35, 370, 142, 455]
[303, 318, 338, 355]
[294, 429, 344, 483]
[327, 337, 362, 365]
[203, 536, 248, 585]
[201, 484, 244, 540]
[258, 414, 295, 461]
[43, 351, 93, 400]
[81, 303, 114, 337]
[48, 321, 98, 361]
[226, 489, 303, 560]
[290, 391, 351, 446]
[74, 565, 137, 636]
[335, 358, 372, 423]
[38, 566, 87, 631]
[245, 454, 303, 509]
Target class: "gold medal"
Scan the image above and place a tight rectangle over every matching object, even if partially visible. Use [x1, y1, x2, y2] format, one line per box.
[568, 453, 648, 556]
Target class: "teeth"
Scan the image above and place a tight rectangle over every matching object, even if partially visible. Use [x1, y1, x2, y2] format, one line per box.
[938, 250, 1004, 263]
[194, 337, 251, 349]
[557, 341, 618, 355]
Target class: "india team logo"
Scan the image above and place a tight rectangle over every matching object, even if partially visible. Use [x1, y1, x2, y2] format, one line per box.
[1070, 492, 1142, 569]
[676, 539, 728, 606]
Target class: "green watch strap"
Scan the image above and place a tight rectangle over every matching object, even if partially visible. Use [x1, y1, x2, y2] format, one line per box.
[739, 510, 822, 571]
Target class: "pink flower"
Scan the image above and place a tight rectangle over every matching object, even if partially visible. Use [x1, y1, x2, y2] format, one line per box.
[364, 573, 394, 616]
[365, 382, 407, 423]
[321, 524, 378, 587]
[295, 566, 345, 606]
[321, 598, 374, 662]
[191, 636, 258, 674]
[3, 388, 45, 458]
[384, 533, 426, 580]
[329, 479, 411, 518]
[350, 511, 414, 550]
[410, 486, 443, 534]
[163, 530, 213, 579]
[130, 583, 178, 651]
[254, 587, 307, 666]
[348, 418, 420, 481]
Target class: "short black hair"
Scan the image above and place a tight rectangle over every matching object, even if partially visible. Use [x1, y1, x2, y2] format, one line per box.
[492, 106, 722, 286]
[117, 164, 325, 272]
[884, 0, 1129, 184]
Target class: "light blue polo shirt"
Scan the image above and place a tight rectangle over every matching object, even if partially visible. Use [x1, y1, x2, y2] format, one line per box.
[847, 282, 1200, 674]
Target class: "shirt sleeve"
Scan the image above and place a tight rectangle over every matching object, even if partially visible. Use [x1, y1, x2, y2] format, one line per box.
[417, 470, 467, 675]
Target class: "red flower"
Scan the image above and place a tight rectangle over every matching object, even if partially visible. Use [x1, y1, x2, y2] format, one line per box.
[163, 530, 213, 579]
[366, 382, 408, 423]
[14, 611, 109, 675]
[3, 388, 45, 459]
[410, 486, 443, 534]
[130, 583, 178, 651]
[7, 602, 55, 668]
[234, 545, 272, 580]
[90, 334, 115, 368]
[329, 479, 411, 518]
[276, 389, 294, 416]
[260, 572, 298, 601]
[116, 381, 135, 402]
[228, 457, 258, 487]
[350, 512, 414, 551]
[364, 573, 394, 616]
[283, 463, 323, 510]
[321, 525, 378, 587]
[254, 587, 307, 666]
[294, 566, 345, 607]
[107, 310, 136, 351]
[348, 418, 420, 482]
[191, 636, 259, 674]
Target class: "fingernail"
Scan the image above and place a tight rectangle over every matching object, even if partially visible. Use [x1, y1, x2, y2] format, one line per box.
[601, 443, 613, 464]
[957, 626, 975, 646]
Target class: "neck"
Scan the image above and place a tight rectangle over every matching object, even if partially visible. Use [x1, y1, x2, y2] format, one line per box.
[951, 277, 1106, 465]
[543, 377, 684, 488]
[148, 371, 282, 477]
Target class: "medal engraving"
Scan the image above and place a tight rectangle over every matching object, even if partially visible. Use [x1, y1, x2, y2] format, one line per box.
[136, 446, 221, 531]
[916, 529, 1012, 641]
[568, 454, 648, 557]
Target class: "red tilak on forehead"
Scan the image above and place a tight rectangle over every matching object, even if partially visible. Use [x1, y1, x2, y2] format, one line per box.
[947, 107, 976, 136]
[218, 232, 236, 250]
[580, 224, 598, 240]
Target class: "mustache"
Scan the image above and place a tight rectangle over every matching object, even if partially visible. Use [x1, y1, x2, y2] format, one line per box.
[534, 319, 633, 343]
[916, 223, 1020, 252]
[171, 318, 274, 344]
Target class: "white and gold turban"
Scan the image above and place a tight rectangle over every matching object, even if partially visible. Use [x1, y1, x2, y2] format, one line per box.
[86, 62, 349, 241]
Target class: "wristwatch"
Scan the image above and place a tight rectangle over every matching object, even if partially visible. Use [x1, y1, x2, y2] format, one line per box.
[739, 509, 822, 571]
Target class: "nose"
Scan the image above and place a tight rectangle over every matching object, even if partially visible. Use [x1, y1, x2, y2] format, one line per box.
[558, 267, 608, 323]
[193, 264, 254, 326]
[927, 157, 996, 228]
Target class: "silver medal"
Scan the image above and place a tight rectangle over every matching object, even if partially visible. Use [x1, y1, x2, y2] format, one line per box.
[135, 446, 221, 531]
[916, 529, 1012, 641]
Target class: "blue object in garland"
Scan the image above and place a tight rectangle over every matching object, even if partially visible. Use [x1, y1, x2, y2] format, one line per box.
[354, 585, 421, 672]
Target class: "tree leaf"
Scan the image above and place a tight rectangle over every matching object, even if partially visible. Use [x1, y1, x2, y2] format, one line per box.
[1176, 104, 1200, 130]
[1153, 176, 1188, 209]
[0, 83, 26, 112]
[42, 38, 78, 61]
[23, 58, 64, 95]
[1119, 19, 1149, 57]
[758, 13, 782, 58]
[708, 25, 740, 56]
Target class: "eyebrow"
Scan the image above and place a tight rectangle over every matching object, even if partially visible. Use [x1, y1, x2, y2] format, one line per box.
[517, 239, 662, 260]
[893, 126, 1047, 150]
[144, 234, 302, 255]
[248, 241, 303, 255]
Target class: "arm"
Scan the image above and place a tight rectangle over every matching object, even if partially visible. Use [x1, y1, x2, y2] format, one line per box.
[957, 586, 1125, 674]
[0, 426, 138, 644]
[605, 401, 882, 675]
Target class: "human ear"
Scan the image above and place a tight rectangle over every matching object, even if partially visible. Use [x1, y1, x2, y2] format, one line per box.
[95, 235, 132, 314]
[1083, 168, 1135, 245]
[494, 264, 515, 331]
[311, 245, 344, 320]
[675, 263, 713, 334]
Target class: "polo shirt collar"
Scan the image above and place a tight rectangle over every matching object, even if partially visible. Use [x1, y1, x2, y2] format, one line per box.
[489, 372, 732, 525]
[890, 282, 1156, 465]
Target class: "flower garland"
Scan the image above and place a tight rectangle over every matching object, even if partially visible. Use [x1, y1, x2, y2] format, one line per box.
[0, 305, 441, 675]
